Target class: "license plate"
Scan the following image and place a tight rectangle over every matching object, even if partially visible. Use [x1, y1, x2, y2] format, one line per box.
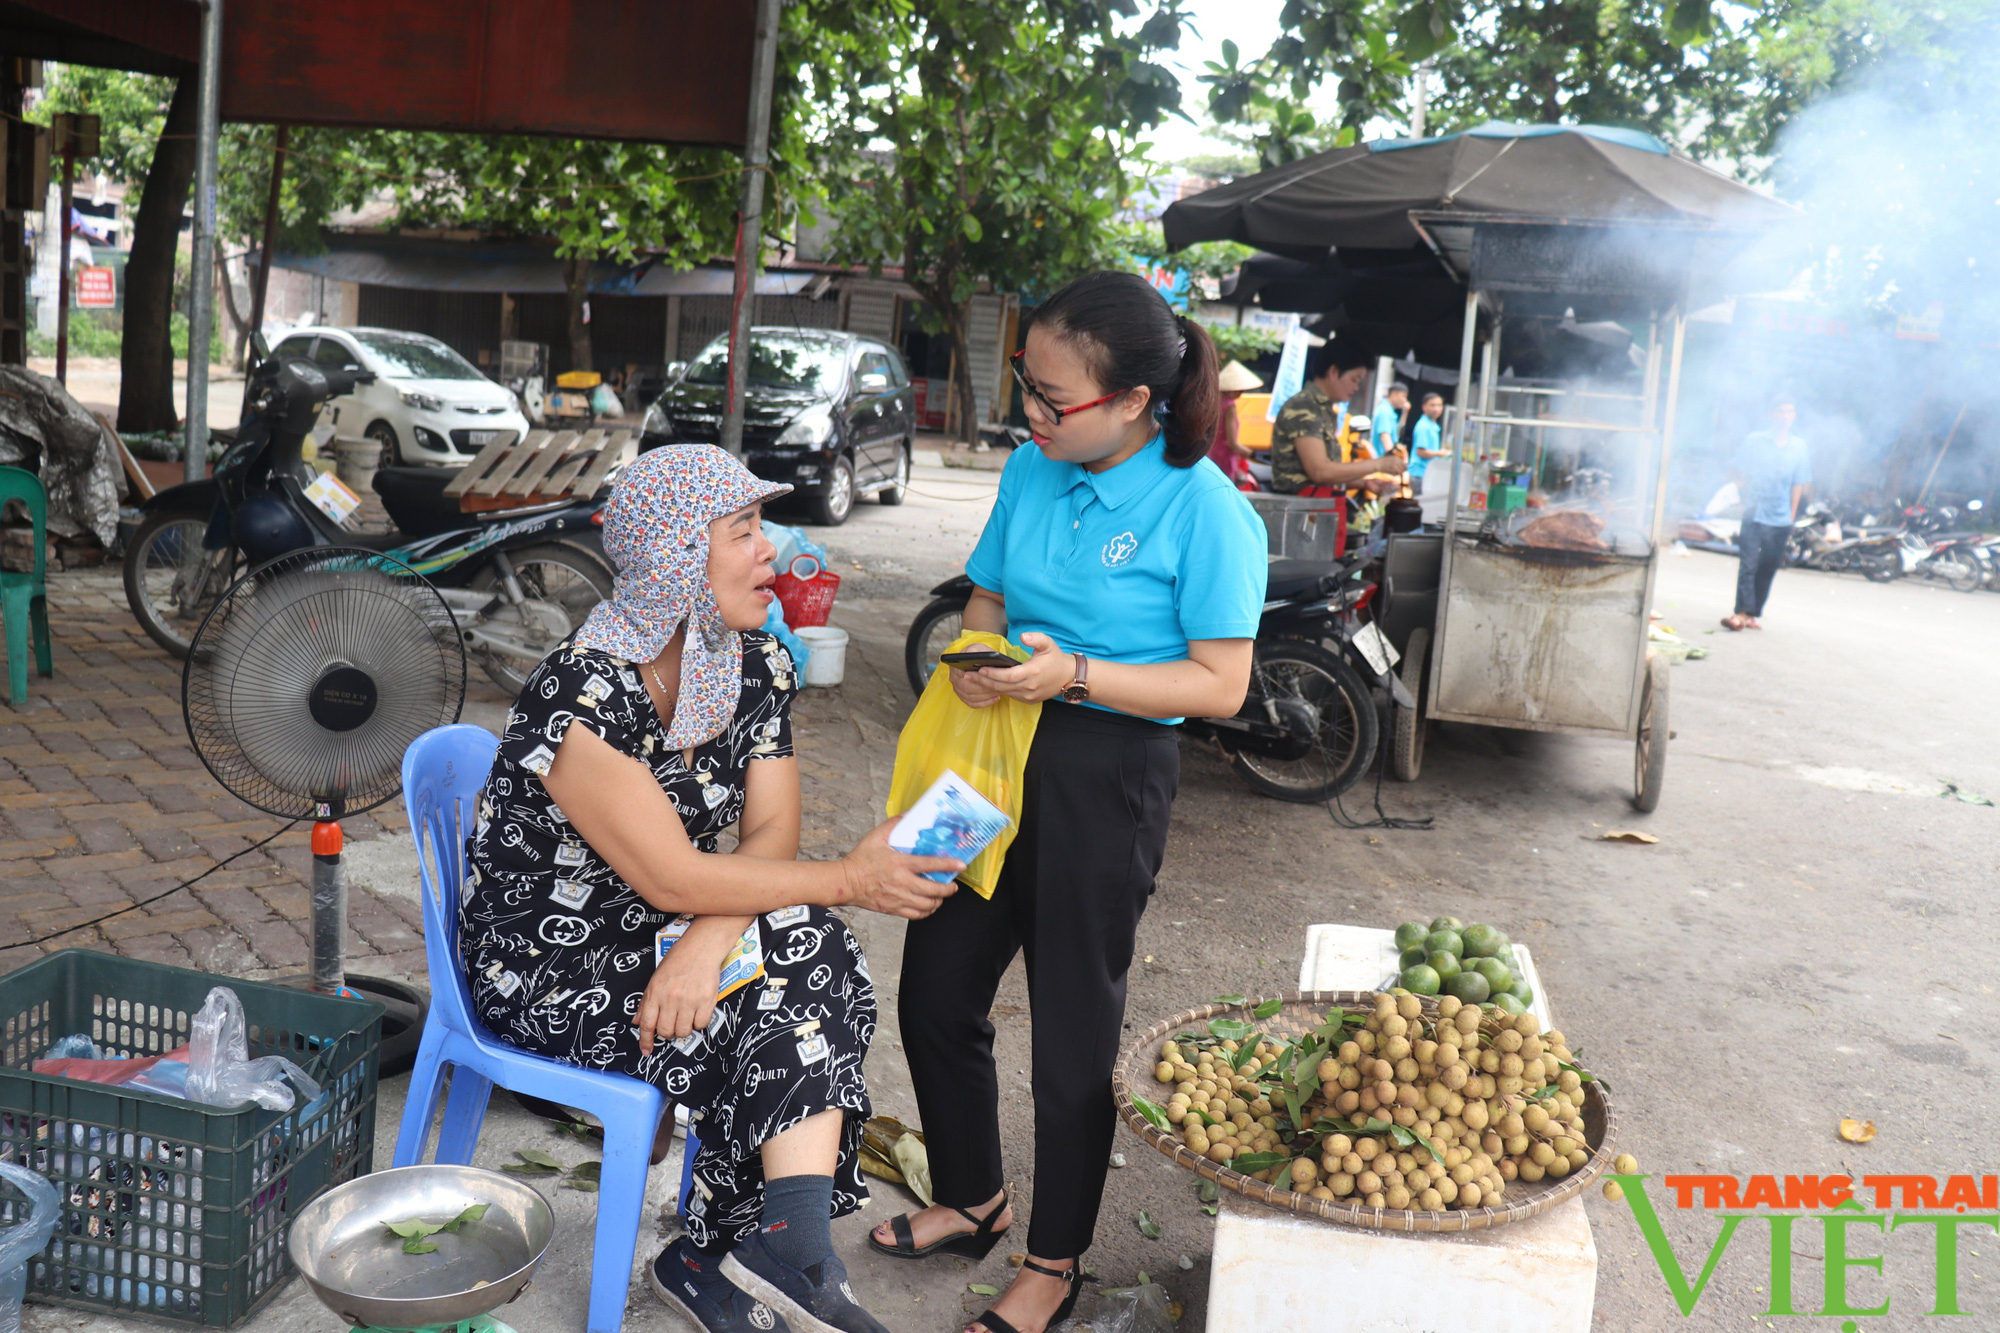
[1350, 621, 1400, 677]
[466, 430, 499, 446]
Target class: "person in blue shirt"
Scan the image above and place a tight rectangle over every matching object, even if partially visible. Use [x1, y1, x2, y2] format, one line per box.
[1410, 391, 1446, 489]
[870, 272, 1266, 1333]
[1724, 390, 1812, 630]
[1372, 382, 1409, 460]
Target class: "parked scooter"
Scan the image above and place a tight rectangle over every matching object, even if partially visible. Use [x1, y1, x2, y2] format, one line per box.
[1787, 505, 1903, 581]
[123, 338, 614, 691]
[902, 558, 1402, 803]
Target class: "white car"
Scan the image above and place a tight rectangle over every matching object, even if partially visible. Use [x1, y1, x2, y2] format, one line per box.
[269, 326, 530, 467]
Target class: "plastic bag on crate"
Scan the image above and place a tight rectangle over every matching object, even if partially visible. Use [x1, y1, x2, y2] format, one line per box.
[0, 1160, 59, 1333]
[185, 987, 323, 1112]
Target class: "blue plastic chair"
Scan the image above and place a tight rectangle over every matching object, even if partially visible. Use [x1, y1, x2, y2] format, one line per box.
[0, 467, 52, 707]
[397, 725, 685, 1333]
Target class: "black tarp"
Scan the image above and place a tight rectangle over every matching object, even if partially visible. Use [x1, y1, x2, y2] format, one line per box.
[1162, 122, 1793, 259]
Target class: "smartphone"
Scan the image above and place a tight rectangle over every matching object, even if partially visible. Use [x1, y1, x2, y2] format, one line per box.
[939, 650, 1020, 671]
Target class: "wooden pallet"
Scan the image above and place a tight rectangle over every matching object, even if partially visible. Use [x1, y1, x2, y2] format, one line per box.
[443, 427, 637, 512]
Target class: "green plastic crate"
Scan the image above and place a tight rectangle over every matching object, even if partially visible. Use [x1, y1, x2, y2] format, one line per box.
[0, 949, 383, 1328]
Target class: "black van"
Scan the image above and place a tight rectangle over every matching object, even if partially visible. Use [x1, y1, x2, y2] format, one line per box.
[639, 327, 916, 526]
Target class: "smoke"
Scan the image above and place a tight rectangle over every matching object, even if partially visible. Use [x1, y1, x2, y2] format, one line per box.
[1683, 20, 2000, 514]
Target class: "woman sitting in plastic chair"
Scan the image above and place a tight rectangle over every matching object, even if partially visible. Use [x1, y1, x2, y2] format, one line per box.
[460, 445, 962, 1333]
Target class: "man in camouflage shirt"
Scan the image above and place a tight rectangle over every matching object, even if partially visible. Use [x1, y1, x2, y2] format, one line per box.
[1270, 344, 1408, 496]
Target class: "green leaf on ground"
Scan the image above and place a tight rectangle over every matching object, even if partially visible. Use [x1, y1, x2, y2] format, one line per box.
[516, 1148, 564, 1169]
[1137, 1210, 1163, 1240]
[968, 1284, 999, 1297]
[1198, 1179, 1220, 1203]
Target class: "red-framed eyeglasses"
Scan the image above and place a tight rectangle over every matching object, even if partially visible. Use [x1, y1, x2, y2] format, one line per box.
[1010, 349, 1126, 425]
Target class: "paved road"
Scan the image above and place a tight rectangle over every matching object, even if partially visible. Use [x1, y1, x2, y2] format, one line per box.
[16, 454, 1995, 1332]
[797, 466, 2000, 1333]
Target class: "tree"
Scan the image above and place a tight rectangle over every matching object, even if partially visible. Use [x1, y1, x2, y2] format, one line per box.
[810, 0, 1193, 441]
[376, 133, 745, 374]
[31, 67, 188, 431]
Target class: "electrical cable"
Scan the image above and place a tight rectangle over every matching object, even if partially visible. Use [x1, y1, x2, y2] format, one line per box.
[0, 820, 302, 953]
[1324, 664, 1434, 833]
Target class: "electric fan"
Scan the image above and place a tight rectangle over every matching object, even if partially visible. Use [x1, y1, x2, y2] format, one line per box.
[183, 547, 466, 1067]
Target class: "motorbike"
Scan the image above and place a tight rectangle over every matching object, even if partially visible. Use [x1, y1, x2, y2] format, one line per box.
[1914, 535, 1993, 593]
[1787, 505, 1903, 581]
[903, 557, 1402, 803]
[122, 338, 615, 692]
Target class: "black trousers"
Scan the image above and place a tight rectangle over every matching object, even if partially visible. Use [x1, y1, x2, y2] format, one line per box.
[899, 702, 1179, 1258]
[1735, 519, 1790, 616]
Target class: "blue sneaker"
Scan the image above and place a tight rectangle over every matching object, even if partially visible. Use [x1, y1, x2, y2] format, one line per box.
[719, 1229, 888, 1333]
[651, 1237, 791, 1333]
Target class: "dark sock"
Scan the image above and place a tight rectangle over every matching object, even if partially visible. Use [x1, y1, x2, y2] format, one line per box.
[678, 1242, 738, 1301]
[759, 1173, 835, 1275]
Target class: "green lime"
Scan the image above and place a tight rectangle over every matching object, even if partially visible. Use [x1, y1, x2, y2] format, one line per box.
[1460, 924, 1501, 958]
[1425, 929, 1464, 958]
[1427, 951, 1462, 983]
[1510, 980, 1533, 1005]
[1492, 992, 1528, 1016]
[1446, 970, 1491, 1003]
[1496, 945, 1520, 971]
[1394, 922, 1430, 951]
[1429, 916, 1463, 933]
[1399, 945, 1430, 969]
[1473, 957, 1514, 992]
[1399, 964, 1442, 996]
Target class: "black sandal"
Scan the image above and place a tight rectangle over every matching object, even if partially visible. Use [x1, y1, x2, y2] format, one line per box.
[868, 1191, 1011, 1260]
[965, 1258, 1089, 1333]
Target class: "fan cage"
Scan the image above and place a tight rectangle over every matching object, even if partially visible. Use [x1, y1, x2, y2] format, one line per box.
[182, 548, 467, 820]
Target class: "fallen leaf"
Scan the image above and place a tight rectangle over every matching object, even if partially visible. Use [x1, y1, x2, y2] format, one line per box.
[565, 1178, 600, 1192]
[1168, 1302, 1186, 1321]
[967, 1284, 999, 1297]
[1137, 1271, 1151, 1285]
[516, 1147, 564, 1169]
[402, 1240, 438, 1255]
[1599, 830, 1660, 844]
[1137, 1210, 1163, 1240]
[1839, 1119, 1877, 1143]
[1940, 782, 1996, 807]
[1202, 1204, 1219, 1217]
[1197, 1180, 1219, 1204]
[567, 1161, 602, 1183]
[1007, 1253, 1025, 1268]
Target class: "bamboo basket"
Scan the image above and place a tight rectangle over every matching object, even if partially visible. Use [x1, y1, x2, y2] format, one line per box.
[1110, 992, 1617, 1233]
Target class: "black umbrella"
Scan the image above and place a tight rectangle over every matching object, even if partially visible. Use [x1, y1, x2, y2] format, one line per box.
[1162, 122, 1793, 260]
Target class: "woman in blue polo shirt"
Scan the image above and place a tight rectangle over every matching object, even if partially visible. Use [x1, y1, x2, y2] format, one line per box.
[869, 271, 1267, 1333]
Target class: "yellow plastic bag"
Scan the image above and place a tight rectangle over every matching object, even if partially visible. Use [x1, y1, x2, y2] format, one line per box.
[885, 631, 1039, 898]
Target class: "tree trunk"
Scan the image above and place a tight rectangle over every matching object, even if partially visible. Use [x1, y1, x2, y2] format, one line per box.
[563, 253, 593, 377]
[217, 254, 251, 370]
[119, 77, 198, 434]
[939, 292, 979, 446]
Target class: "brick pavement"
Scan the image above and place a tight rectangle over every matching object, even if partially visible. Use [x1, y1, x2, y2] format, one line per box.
[0, 565, 510, 984]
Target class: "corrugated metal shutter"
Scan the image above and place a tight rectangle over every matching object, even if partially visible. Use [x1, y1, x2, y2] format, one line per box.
[966, 293, 1006, 424]
[677, 295, 843, 361]
[356, 286, 503, 367]
[755, 295, 842, 331]
[845, 285, 898, 342]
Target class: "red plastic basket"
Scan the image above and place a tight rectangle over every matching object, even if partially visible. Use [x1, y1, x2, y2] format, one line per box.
[774, 570, 841, 627]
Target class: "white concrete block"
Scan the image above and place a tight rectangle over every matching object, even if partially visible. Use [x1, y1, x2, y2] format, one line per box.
[1200, 924, 1594, 1332]
[1207, 1191, 1597, 1333]
[1297, 922, 1554, 1031]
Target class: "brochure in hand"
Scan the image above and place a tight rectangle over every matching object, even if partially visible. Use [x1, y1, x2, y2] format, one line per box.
[656, 916, 765, 1000]
[889, 769, 1012, 883]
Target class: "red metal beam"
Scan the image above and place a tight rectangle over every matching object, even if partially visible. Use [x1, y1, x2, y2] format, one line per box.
[219, 0, 752, 146]
[1, 0, 752, 147]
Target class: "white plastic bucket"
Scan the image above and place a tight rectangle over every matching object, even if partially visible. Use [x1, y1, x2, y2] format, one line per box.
[795, 626, 849, 687]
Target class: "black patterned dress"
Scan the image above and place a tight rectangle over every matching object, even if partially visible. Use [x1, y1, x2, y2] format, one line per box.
[459, 630, 876, 1250]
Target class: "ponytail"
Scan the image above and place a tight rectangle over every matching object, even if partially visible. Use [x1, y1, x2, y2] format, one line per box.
[1030, 270, 1220, 469]
[1164, 316, 1221, 466]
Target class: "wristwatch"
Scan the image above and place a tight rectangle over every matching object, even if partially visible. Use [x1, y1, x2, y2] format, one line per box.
[1059, 653, 1090, 704]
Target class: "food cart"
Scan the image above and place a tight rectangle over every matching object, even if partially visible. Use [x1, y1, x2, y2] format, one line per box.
[1383, 216, 1747, 811]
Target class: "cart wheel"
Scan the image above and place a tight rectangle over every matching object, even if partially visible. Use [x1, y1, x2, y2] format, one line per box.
[1632, 653, 1670, 812]
[1391, 627, 1430, 782]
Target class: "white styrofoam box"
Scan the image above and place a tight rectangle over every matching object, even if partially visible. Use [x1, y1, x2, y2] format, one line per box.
[1201, 923, 1595, 1333]
[1208, 1191, 1597, 1333]
[1297, 922, 1554, 1031]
